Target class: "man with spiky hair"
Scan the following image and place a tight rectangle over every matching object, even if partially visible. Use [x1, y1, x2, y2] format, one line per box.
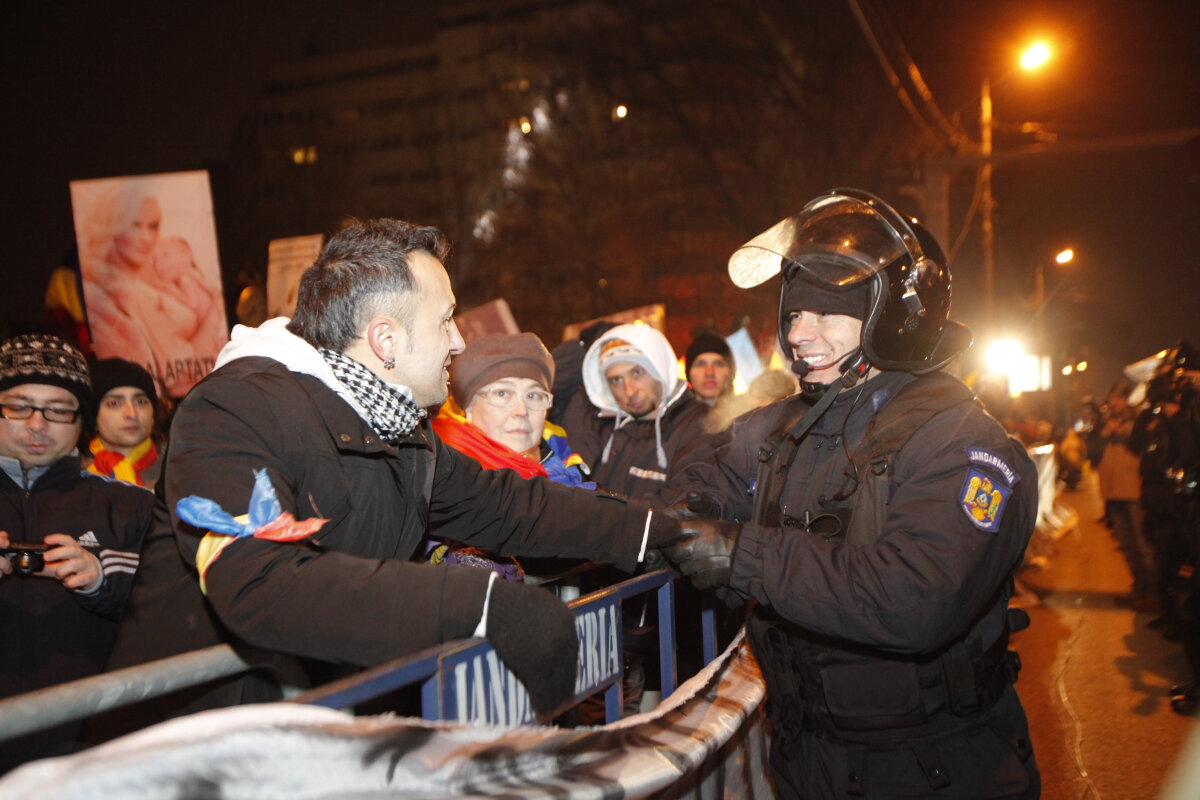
[107, 218, 682, 725]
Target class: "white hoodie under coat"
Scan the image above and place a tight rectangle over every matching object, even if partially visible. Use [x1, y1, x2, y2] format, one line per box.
[581, 323, 688, 470]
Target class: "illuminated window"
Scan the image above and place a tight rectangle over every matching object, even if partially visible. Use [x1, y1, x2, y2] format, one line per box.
[290, 146, 319, 165]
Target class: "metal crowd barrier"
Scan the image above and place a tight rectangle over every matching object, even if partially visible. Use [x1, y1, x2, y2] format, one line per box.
[1027, 442, 1079, 537]
[0, 568, 718, 744]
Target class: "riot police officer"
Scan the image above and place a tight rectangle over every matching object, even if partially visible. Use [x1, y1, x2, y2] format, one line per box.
[664, 189, 1041, 798]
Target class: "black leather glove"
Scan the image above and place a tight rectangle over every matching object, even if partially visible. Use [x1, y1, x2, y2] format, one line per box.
[485, 579, 578, 721]
[662, 519, 742, 591]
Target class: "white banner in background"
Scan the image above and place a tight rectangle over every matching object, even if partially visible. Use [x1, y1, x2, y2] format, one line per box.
[267, 234, 324, 319]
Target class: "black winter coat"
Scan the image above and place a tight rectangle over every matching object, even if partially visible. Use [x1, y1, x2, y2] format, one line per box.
[107, 357, 657, 707]
[561, 387, 721, 500]
[0, 455, 153, 769]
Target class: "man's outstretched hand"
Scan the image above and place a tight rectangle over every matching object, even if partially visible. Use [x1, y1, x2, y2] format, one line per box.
[485, 579, 578, 722]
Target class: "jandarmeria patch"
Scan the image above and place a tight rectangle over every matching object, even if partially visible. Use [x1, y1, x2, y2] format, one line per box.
[965, 448, 1019, 486]
[959, 448, 1017, 532]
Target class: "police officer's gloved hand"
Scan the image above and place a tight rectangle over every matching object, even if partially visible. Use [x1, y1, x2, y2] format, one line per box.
[662, 519, 742, 590]
[485, 579, 578, 721]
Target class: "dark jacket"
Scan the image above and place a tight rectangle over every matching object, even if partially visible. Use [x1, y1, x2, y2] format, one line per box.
[663, 370, 1040, 797]
[107, 357, 657, 707]
[0, 454, 153, 768]
[560, 387, 719, 500]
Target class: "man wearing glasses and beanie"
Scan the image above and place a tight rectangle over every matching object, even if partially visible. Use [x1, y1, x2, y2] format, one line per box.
[0, 334, 154, 774]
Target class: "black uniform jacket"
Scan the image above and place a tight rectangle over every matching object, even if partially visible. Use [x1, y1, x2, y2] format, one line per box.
[108, 357, 654, 680]
[663, 369, 1038, 657]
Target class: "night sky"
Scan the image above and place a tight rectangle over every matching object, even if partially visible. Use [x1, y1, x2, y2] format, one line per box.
[5, 0, 1199, 394]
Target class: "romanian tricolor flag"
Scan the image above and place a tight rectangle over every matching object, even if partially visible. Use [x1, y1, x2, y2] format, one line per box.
[177, 468, 328, 594]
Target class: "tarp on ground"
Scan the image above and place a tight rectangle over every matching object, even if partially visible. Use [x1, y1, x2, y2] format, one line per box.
[0, 633, 770, 799]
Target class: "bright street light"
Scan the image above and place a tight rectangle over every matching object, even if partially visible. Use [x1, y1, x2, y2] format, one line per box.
[984, 337, 1048, 396]
[1019, 41, 1053, 72]
[985, 338, 1027, 374]
[1036, 247, 1077, 357]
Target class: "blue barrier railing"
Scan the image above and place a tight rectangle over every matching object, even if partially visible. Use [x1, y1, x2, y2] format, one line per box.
[291, 568, 718, 725]
[0, 569, 718, 744]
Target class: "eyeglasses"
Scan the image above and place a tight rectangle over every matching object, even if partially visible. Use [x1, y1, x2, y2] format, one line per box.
[476, 387, 553, 411]
[0, 404, 81, 424]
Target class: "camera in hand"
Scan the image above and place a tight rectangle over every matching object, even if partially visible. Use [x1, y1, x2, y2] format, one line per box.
[1, 542, 48, 574]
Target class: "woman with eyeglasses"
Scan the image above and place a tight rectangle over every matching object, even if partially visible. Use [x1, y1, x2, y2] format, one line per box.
[428, 333, 594, 581]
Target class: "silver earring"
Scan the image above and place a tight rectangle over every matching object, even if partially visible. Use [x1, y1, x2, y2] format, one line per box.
[383, 356, 395, 370]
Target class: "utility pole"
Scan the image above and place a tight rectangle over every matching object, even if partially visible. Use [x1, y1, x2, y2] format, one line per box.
[980, 79, 995, 331]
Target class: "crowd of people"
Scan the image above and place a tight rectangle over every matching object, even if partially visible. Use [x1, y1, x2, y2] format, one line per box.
[3, 189, 1054, 798]
[1081, 351, 1200, 715]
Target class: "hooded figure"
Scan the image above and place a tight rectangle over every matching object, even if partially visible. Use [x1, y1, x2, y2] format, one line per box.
[558, 322, 721, 500]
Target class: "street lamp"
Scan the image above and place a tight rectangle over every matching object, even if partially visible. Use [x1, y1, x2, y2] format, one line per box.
[1019, 41, 1053, 72]
[980, 39, 1055, 329]
[1036, 247, 1075, 425]
[1035, 247, 1074, 356]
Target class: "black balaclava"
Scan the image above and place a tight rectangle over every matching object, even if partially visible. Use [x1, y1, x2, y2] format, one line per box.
[780, 268, 874, 397]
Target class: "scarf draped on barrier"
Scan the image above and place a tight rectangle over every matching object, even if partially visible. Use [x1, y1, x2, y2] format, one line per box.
[87, 437, 157, 486]
[0, 632, 770, 799]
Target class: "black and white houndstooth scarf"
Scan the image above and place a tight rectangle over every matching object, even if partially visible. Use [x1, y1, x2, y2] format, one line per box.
[318, 348, 426, 443]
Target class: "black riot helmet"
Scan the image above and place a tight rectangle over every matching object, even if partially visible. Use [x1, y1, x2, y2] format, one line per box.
[728, 188, 972, 374]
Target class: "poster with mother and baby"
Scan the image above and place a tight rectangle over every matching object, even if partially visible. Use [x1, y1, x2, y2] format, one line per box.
[70, 170, 228, 398]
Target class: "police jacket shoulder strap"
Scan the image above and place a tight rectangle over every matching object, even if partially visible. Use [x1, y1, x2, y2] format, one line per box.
[835, 371, 977, 506]
[858, 372, 976, 467]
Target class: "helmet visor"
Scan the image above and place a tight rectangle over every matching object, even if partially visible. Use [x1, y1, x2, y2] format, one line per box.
[728, 194, 914, 288]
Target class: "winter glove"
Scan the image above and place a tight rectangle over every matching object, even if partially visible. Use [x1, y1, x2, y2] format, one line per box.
[485, 578, 579, 721]
[662, 519, 742, 591]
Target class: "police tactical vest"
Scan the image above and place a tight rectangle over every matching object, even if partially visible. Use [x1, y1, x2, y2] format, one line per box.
[748, 372, 1024, 753]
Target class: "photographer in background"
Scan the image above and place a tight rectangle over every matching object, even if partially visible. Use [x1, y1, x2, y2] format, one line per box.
[0, 334, 154, 774]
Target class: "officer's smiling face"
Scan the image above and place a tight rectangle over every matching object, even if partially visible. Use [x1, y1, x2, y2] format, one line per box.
[785, 310, 863, 385]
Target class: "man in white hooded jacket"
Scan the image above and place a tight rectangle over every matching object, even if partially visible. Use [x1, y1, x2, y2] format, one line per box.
[557, 323, 724, 501]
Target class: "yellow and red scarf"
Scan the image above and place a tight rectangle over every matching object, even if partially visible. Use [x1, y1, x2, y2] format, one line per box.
[432, 407, 547, 479]
[87, 436, 158, 486]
